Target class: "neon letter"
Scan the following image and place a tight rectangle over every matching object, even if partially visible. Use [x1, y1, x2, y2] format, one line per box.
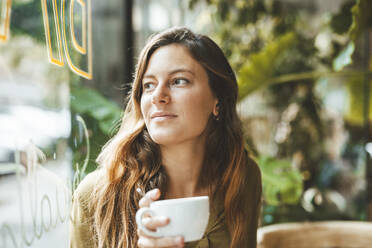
[41, 0, 64, 66]
[62, 0, 92, 79]
[0, 0, 12, 42]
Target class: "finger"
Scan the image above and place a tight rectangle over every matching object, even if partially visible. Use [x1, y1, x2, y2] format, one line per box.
[137, 220, 166, 238]
[139, 188, 160, 208]
[137, 228, 156, 239]
[142, 216, 169, 231]
[137, 236, 184, 248]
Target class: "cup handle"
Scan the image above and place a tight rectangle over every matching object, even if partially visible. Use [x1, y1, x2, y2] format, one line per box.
[136, 207, 163, 238]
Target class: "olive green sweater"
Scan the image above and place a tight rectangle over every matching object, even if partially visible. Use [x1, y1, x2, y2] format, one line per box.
[69, 163, 261, 248]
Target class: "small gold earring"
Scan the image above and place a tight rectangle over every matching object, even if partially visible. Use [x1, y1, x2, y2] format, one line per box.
[213, 101, 220, 121]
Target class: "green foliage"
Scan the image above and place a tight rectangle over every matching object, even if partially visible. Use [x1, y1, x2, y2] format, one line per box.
[330, 1, 354, 35]
[258, 156, 303, 206]
[11, 1, 45, 43]
[70, 84, 122, 173]
[349, 0, 372, 42]
[333, 42, 355, 71]
[345, 75, 372, 125]
[238, 32, 298, 98]
[262, 204, 308, 225]
[71, 86, 122, 135]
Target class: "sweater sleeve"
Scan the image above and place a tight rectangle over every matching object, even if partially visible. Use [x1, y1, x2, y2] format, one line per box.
[69, 172, 100, 248]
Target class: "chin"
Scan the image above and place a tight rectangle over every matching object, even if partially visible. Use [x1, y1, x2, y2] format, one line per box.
[150, 135, 178, 145]
[148, 130, 181, 145]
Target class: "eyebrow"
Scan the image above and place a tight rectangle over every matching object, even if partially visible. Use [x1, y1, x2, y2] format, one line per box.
[143, 69, 194, 79]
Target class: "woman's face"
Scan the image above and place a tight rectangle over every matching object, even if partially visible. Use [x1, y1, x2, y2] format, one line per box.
[140, 44, 217, 146]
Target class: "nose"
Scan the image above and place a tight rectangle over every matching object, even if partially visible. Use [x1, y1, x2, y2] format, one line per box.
[151, 83, 170, 105]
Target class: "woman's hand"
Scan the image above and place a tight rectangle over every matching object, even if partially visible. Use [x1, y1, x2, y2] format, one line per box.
[137, 188, 184, 248]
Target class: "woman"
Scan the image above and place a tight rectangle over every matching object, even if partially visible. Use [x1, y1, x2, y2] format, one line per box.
[70, 27, 262, 248]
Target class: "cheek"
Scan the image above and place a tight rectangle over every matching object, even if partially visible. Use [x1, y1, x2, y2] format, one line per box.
[183, 93, 214, 121]
[140, 96, 149, 118]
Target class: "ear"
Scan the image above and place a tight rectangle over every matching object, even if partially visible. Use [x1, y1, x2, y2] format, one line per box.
[212, 99, 219, 116]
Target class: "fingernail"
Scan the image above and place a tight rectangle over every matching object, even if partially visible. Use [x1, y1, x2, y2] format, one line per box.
[159, 216, 169, 223]
[176, 236, 184, 245]
[150, 188, 159, 197]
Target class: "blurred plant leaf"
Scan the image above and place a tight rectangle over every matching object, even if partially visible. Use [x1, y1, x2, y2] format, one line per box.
[71, 87, 122, 134]
[11, 1, 44, 43]
[349, 0, 372, 42]
[258, 155, 303, 206]
[333, 42, 355, 71]
[238, 32, 298, 99]
[345, 75, 372, 125]
[330, 1, 354, 35]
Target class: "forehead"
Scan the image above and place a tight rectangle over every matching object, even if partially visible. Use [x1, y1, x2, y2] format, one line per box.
[144, 44, 206, 76]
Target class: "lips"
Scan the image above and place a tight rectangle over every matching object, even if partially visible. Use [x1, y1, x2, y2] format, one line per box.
[150, 111, 177, 119]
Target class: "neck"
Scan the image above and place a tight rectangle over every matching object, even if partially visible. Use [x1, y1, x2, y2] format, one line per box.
[160, 138, 207, 199]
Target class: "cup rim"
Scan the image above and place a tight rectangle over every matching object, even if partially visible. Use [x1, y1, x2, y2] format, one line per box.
[151, 195, 209, 206]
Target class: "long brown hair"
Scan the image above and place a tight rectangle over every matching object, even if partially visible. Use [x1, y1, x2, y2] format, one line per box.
[92, 27, 255, 247]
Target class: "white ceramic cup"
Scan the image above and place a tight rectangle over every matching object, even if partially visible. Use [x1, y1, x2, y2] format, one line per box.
[135, 196, 209, 242]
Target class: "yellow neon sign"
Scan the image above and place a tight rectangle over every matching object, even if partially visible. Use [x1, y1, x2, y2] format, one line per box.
[0, 0, 11, 42]
[40, 0, 92, 79]
[70, 0, 86, 55]
[2, 0, 93, 79]
[41, 0, 64, 66]
[62, 0, 92, 79]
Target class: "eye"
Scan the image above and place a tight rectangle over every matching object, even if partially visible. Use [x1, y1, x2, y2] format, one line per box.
[172, 78, 189, 86]
[143, 82, 155, 91]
